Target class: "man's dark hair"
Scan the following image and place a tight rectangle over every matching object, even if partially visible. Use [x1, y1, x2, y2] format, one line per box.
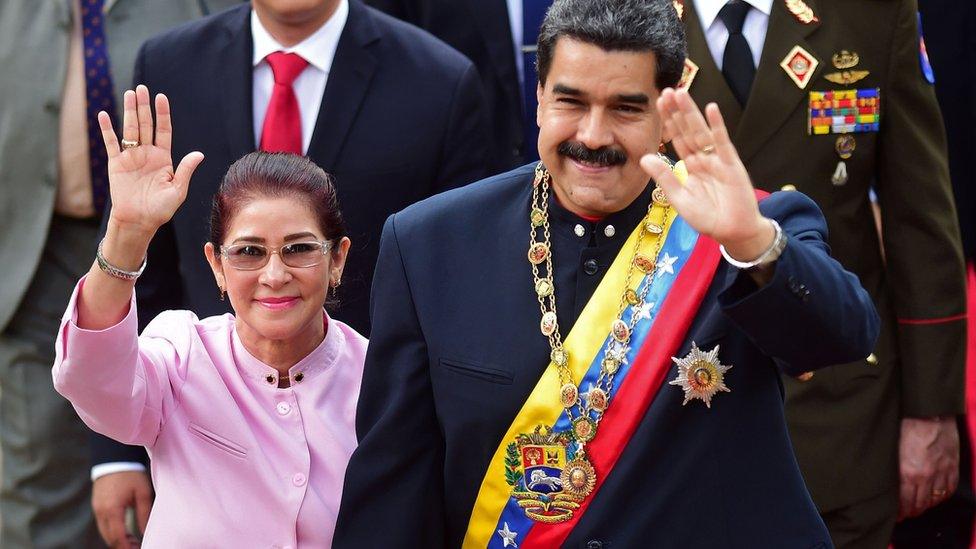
[536, 0, 686, 90]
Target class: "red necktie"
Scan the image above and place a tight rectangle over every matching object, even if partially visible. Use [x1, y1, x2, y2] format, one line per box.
[260, 52, 309, 154]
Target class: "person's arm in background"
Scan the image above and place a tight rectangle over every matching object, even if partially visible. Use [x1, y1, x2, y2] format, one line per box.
[875, 0, 968, 520]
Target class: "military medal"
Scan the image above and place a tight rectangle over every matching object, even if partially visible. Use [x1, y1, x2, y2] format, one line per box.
[509, 162, 673, 523]
[528, 242, 549, 264]
[832, 135, 855, 185]
[785, 0, 818, 24]
[780, 45, 819, 89]
[540, 311, 557, 336]
[808, 88, 880, 135]
[669, 342, 732, 408]
[824, 50, 869, 85]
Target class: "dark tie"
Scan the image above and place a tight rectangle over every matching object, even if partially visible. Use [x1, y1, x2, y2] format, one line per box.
[81, 0, 117, 216]
[718, 0, 755, 105]
[260, 52, 308, 155]
[521, 0, 551, 161]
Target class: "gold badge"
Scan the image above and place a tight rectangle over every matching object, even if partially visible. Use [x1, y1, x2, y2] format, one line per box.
[780, 45, 819, 89]
[540, 311, 558, 336]
[572, 417, 597, 442]
[835, 135, 856, 159]
[652, 186, 670, 206]
[559, 383, 579, 408]
[785, 0, 818, 24]
[530, 208, 546, 227]
[602, 355, 621, 375]
[587, 388, 608, 412]
[678, 58, 699, 90]
[550, 347, 568, 367]
[669, 342, 732, 408]
[560, 458, 596, 499]
[611, 319, 630, 343]
[824, 70, 870, 85]
[624, 288, 640, 305]
[528, 242, 549, 265]
[831, 50, 859, 69]
[535, 278, 554, 297]
[634, 254, 655, 273]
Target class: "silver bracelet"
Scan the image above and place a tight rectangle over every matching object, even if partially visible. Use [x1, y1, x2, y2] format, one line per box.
[96, 239, 147, 281]
[719, 218, 788, 271]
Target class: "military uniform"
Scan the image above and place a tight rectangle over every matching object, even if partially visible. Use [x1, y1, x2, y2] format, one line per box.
[680, 0, 967, 543]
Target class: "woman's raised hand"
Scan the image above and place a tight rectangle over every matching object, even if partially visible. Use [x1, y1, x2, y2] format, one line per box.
[98, 85, 203, 237]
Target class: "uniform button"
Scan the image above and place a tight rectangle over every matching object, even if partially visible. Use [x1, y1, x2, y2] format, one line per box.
[604, 225, 616, 238]
[276, 402, 291, 415]
[781, 184, 797, 191]
[587, 541, 604, 549]
[574, 224, 586, 237]
[265, 374, 276, 385]
[866, 353, 879, 365]
[583, 259, 599, 275]
[292, 473, 306, 486]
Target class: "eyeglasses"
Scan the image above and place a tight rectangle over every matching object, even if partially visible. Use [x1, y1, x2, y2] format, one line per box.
[220, 241, 332, 271]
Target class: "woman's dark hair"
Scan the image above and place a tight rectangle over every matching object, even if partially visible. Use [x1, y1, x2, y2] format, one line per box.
[209, 152, 347, 249]
[536, 0, 686, 90]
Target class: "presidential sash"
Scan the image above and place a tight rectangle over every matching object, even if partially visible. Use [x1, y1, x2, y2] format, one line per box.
[464, 168, 737, 548]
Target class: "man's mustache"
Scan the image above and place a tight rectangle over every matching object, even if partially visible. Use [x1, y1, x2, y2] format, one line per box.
[557, 141, 627, 167]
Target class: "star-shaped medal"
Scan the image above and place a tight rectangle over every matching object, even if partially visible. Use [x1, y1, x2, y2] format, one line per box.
[669, 342, 731, 408]
[498, 522, 518, 547]
[656, 253, 677, 277]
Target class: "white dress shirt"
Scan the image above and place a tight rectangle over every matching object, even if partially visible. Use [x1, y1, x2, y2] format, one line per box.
[251, 1, 349, 154]
[507, 0, 525, 87]
[694, 0, 772, 70]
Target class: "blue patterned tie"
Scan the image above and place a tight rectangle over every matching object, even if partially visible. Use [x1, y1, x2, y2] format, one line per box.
[521, 0, 551, 162]
[81, 0, 117, 216]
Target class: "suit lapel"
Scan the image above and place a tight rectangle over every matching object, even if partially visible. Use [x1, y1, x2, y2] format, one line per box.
[733, 0, 822, 162]
[307, 0, 379, 169]
[218, 6, 257, 160]
[683, 1, 743, 131]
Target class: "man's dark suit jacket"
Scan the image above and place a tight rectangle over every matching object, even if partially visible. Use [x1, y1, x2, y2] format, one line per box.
[334, 164, 879, 547]
[366, 0, 525, 173]
[92, 0, 488, 466]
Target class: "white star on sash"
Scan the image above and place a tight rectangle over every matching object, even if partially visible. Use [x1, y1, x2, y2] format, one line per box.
[656, 253, 677, 278]
[633, 301, 655, 322]
[498, 522, 518, 547]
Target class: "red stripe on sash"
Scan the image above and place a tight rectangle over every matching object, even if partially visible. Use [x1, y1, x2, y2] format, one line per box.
[522, 234, 723, 548]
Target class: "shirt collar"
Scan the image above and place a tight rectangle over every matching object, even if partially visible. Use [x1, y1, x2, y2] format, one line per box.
[694, 0, 773, 30]
[547, 167, 656, 247]
[250, 0, 349, 73]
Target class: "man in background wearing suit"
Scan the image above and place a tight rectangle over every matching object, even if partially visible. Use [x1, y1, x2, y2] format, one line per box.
[90, 0, 488, 544]
[0, 1, 237, 546]
[680, 0, 966, 545]
[366, 0, 553, 173]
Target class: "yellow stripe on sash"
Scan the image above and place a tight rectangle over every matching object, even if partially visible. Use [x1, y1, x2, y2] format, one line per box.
[462, 163, 685, 547]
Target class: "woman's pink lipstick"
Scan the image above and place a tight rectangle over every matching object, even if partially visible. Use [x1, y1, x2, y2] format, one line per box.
[256, 296, 299, 310]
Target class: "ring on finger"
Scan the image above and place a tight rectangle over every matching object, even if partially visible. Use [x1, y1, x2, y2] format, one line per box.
[120, 139, 140, 150]
[700, 144, 716, 155]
